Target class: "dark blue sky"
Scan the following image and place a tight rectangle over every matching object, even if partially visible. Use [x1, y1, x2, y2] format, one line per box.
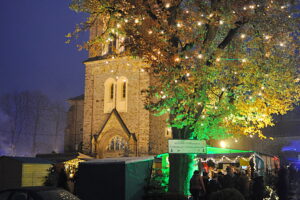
[0, 0, 88, 102]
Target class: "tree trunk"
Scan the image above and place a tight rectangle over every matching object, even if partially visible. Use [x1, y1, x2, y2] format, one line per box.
[32, 117, 39, 155]
[168, 153, 196, 195]
[54, 120, 59, 151]
[168, 127, 197, 196]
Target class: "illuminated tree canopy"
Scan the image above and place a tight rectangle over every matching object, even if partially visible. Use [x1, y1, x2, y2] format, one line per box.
[70, 0, 299, 140]
[69, 0, 300, 195]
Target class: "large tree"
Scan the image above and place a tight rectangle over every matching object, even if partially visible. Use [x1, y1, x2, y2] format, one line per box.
[69, 0, 300, 195]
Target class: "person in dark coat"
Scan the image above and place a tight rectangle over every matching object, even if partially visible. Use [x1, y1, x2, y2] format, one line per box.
[207, 174, 222, 199]
[251, 175, 265, 200]
[236, 170, 250, 200]
[223, 167, 235, 189]
[276, 166, 289, 200]
[217, 172, 224, 188]
[190, 170, 206, 200]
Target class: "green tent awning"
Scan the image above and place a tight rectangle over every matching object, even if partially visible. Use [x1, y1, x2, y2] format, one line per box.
[206, 147, 254, 154]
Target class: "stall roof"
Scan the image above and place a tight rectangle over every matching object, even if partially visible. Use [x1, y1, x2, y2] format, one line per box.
[207, 147, 254, 154]
[0, 156, 53, 164]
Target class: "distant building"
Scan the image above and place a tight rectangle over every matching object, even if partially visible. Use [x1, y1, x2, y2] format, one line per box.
[64, 95, 84, 153]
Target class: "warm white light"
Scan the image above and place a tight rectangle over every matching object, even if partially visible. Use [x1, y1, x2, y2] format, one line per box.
[141, 68, 145, 72]
[220, 141, 227, 148]
[197, 21, 202, 26]
[165, 3, 170, 8]
[117, 24, 121, 28]
[240, 34, 246, 39]
[148, 30, 153, 34]
[134, 18, 139, 23]
[197, 54, 203, 59]
[162, 95, 166, 99]
[124, 19, 128, 23]
[219, 20, 224, 25]
[242, 58, 247, 63]
[216, 58, 221, 62]
[174, 57, 180, 62]
[279, 42, 285, 47]
[177, 23, 182, 28]
[234, 139, 238, 143]
[221, 88, 226, 92]
[186, 73, 190, 77]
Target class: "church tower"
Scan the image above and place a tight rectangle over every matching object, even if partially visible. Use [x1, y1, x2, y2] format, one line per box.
[82, 17, 170, 158]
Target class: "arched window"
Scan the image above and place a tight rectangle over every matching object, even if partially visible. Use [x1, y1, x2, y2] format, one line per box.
[122, 82, 126, 98]
[106, 136, 127, 151]
[104, 78, 116, 113]
[110, 83, 114, 100]
[116, 77, 128, 112]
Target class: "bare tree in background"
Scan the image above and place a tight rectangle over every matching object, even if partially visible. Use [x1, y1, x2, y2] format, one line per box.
[0, 91, 66, 156]
[0, 92, 31, 155]
[28, 91, 51, 155]
[49, 102, 66, 152]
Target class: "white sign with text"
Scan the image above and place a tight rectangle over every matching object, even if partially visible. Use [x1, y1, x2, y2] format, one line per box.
[168, 139, 206, 154]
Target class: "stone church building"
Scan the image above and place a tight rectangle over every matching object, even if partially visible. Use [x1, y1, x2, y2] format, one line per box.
[64, 18, 171, 158]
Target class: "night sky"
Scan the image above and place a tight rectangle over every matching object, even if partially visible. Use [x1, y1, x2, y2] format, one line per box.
[0, 0, 88, 102]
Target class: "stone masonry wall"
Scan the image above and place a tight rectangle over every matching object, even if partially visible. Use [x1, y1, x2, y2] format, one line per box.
[82, 57, 151, 155]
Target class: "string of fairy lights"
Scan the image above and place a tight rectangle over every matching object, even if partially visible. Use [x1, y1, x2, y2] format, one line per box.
[197, 154, 258, 171]
[98, 0, 295, 95]
[82, 0, 298, 139]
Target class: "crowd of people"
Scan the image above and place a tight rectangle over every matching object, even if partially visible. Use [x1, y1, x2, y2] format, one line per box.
[189, 164, 300, 200]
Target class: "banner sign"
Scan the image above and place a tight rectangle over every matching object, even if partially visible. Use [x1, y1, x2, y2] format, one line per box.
[168, 139, 206, 154]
